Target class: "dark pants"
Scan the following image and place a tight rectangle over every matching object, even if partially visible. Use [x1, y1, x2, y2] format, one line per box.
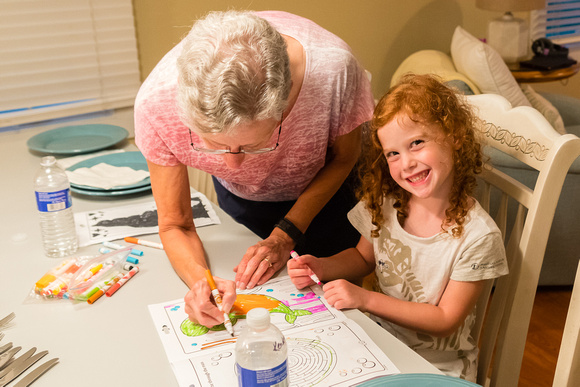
[212, 171, 360, 257]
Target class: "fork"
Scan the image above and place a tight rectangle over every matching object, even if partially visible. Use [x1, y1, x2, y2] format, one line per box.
[0, 314, 15, 330]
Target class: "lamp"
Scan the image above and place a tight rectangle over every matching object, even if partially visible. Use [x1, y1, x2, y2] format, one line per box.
[476, 0, 546, 63]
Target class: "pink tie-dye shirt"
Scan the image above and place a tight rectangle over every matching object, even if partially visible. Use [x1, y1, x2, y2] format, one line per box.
[135, 11, 374, 202]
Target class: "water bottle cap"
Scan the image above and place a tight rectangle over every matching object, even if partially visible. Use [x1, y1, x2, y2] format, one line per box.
[246, 307, 270, 330]
[40, 156, 57, 167]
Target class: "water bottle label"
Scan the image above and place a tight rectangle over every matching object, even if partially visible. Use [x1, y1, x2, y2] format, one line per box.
[236, 360, 288, 387]
[35, 188, 72, 212]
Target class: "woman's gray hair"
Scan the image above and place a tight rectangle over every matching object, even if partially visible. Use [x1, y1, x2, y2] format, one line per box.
[177, 11, 291, 134]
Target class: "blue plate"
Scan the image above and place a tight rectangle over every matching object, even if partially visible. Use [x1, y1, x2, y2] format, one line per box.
[70, 184, 151, 197]
[67, 151, 150, 191]
[27, 124, 128, 155]
[357, 374, 479, 386]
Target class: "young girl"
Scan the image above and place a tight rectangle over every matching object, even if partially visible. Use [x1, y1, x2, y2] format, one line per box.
[287, 74, 508, 381]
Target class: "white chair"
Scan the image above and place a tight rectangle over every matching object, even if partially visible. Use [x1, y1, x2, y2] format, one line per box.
[553, 261, 580, 387]
[465, 94, 580, 387]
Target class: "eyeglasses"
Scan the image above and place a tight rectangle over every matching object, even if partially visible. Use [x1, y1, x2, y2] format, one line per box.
[189, 118, 282, 155]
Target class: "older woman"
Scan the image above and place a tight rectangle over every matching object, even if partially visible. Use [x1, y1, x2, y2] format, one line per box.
[134, 10, 374, 327]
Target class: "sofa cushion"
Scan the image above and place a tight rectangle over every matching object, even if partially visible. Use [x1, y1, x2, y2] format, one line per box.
[390, 49, 480, 94]
[451, 26, 532, 108]
[521, 84, 566, 135]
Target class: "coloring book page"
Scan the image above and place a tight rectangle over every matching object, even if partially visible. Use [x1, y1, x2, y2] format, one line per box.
[148, 276, 400, 387]
[74, 191, 220, 247]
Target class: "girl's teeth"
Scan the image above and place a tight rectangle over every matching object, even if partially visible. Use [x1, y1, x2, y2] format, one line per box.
[409, 171, 428, 182]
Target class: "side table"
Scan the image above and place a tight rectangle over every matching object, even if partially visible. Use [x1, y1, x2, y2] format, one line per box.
[508, 62, 579, 83]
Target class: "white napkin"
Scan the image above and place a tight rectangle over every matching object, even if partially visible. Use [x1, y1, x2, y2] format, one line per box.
[57, 149, 126, 170]
[66, 163, 150, 190]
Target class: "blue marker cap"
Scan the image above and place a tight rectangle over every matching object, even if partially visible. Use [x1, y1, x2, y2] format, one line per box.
[129, 248, 144, 257]
[126, 256, 139, 264]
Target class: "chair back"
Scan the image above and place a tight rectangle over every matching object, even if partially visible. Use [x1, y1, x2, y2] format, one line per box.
[465, 94, 580, 387]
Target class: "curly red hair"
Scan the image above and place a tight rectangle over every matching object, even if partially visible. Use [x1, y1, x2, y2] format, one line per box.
[358, 74, 483, 238]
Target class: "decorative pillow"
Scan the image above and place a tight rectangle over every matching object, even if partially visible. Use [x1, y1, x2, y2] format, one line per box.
[450, 26, 532, 108]
[391, 49, 481, 94]
[521, 84, 567, 135]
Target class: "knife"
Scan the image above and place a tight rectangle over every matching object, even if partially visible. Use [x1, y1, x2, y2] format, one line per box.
[13, 358, 59, 387]
[0, 350, 47, 387]
[0, 346, 22, 372]
[0, 343, 12, 357]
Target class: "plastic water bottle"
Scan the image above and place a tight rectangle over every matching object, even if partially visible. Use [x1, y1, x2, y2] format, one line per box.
[235, 307, 288, 387]
[34, 156, 78, 258]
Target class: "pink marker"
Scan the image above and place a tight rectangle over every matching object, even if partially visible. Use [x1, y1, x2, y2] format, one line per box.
[290, 250, 322, 285]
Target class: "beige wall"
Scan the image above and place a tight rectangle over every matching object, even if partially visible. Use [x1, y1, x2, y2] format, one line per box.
[132, 0, 580, 100]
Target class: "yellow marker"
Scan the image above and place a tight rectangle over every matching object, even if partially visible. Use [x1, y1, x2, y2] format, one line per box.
[204, 269, 234, 337]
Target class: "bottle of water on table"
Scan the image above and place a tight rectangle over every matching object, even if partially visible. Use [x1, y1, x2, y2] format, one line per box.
[34, 156, 78, 258]
[235, 307, 288, 387]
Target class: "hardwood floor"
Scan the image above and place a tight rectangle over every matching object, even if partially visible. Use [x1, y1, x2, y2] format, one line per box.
[519, 286, 573, 387]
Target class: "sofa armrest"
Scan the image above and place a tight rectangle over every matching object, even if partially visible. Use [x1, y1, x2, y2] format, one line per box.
[540, 92, 580, 128]
[391, 50, 480, 94]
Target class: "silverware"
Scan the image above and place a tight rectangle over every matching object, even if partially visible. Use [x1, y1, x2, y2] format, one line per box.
[0, 346, 21, 371]
[0, 314, 15, 329]
[0, 343, 12, 357]
[0, 350, 47, 387]
[13, 358, 59, 387]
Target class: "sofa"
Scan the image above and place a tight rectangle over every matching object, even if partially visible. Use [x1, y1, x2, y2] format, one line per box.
[391, 26, 580, 286]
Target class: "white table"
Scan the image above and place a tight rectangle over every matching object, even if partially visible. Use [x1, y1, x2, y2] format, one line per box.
[0, 109, 440, 386]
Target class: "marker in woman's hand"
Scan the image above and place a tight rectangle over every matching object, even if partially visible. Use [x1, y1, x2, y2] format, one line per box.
[290, 250, 322, 285]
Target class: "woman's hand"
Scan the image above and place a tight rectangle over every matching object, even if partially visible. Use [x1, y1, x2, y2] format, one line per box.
[184, 276, 236, 327]
[323, 279, 369, 311]
[234, 234, 293, 289]
[287, 254, 323, 289]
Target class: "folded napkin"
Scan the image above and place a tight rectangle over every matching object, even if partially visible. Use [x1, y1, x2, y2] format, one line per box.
[66, 163, 150, 190]
[57, 149, 125, 170]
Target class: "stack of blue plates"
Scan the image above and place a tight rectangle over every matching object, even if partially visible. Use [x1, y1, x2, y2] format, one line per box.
[66, 152, 151, 197]
[27, 124, 150, 197]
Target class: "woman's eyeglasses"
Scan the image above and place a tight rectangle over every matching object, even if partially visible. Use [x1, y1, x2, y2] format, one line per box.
[189, 119, 282, 155]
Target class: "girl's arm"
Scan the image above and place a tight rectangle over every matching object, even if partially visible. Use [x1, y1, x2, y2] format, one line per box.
[287, 236, 375, 289]
[324, 277, 486, 338]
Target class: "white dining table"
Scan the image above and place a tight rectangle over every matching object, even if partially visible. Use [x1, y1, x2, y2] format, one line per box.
[0, 108, 441, 386]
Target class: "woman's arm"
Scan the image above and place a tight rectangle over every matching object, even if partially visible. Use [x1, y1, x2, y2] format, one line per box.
[148, 161, 236, 326]
[148, 161, 207, 286]
[235, 126, 363, 289]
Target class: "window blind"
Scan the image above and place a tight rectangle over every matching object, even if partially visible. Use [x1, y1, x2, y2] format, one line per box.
[0, 0, 141, 128]
[531, 1, 580, 48]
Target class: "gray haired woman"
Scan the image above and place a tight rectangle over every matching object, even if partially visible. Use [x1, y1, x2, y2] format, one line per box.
[135, 10, 374, 328]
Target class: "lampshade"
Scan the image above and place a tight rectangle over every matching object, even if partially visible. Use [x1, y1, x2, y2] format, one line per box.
[476, 0, 545, 12]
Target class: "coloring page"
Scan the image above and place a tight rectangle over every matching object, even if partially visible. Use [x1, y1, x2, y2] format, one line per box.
[74, 191, 220, 246]
[149, 276, 400, 386]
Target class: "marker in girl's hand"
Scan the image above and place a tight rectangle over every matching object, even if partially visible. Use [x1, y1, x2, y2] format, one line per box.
[290, 250, 322, 285]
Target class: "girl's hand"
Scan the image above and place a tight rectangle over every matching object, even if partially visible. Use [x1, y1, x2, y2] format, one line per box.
[234, 235, 293, 289]
[323, 279, 369, 311]
[287, 254, 323, 289]
[184, 276, 236, 327]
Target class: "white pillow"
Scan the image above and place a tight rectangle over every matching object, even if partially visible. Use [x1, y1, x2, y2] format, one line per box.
[450, 26, 531, 108]
[521, 84, 567, 135]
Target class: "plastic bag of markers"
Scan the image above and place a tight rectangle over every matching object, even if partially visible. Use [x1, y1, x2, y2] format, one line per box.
[27, 248, 131, 303]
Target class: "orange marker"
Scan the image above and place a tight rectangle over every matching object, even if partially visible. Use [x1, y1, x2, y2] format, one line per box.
[124, 237, 163, 250]
[204, 269, 234, 337]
